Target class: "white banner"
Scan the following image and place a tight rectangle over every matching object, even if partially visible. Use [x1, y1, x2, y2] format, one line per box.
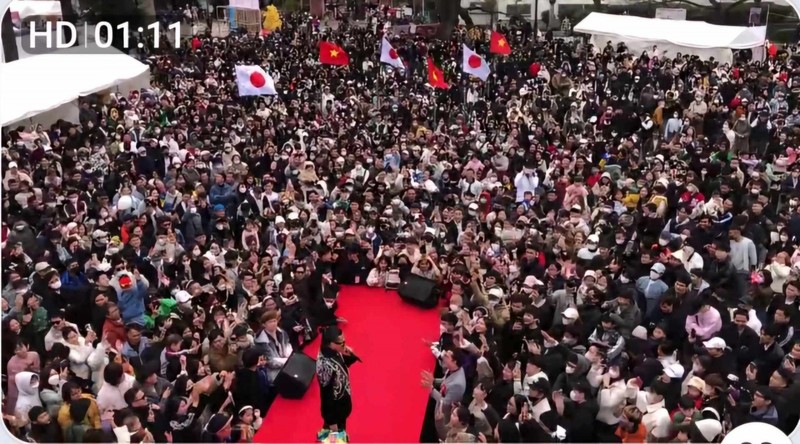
[229, 0, 259, 11]
[655, 8, 686, 20]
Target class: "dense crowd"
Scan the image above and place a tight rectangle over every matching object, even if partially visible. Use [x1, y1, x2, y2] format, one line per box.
[2, 5, 800, 443]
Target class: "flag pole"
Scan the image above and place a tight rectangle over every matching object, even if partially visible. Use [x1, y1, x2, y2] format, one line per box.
[433, 89, 438, 127]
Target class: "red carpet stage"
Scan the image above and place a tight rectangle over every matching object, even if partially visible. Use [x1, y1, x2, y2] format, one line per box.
[254, 285, 441, 443]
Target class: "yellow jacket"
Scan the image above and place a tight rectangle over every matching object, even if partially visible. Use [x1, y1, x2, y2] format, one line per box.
[57, 394, 102, 433]
[622, 192, 641, 210]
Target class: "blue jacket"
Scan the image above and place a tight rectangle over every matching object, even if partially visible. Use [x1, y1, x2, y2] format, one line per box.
[60, 271, 88, 292]
[117, 279, 147, 325]
[209, 183, 235, 206]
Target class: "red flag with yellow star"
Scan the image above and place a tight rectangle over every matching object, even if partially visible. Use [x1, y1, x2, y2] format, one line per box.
[319, 41, 350, 66]
[490, 31, 511, 55]
[427, 57, 448, 89]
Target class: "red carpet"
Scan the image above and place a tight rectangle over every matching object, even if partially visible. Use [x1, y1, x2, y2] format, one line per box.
[254, 286, 441, 443]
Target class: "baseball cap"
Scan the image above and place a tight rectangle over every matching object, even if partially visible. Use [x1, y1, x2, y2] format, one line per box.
[562, 307, 579, 320]
[702, 337, 726, 349]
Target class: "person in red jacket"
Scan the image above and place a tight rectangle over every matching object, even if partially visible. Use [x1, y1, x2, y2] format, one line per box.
[101, 302, 127, 351]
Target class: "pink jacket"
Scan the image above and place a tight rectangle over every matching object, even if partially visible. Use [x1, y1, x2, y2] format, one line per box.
[685, 307, 722, 340]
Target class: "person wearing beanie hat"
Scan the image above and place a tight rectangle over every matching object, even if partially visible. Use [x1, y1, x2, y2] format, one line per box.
[317, 326, 359, 432]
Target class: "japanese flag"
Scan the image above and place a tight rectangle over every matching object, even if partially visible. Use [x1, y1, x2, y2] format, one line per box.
[235, 65, 277, 96]
[462, 44, 490, 81]
[380, 37, 404, 69]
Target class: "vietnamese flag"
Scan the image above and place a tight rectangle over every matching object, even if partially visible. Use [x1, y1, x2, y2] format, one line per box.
[490, 31, 511, 55]
[427, 57, 448, 89]
[319, 41, 350, 66]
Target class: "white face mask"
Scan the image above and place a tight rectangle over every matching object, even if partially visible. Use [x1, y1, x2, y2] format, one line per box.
[620, 275, 630, 284]
[650, 271, 661, 280]
[48, 374, 60, 387]
[565, 366, 576, 374]
[658, 239, 668, 246]
[50, 281, 62, 290]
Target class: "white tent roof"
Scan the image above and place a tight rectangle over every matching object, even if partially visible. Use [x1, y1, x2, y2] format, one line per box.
[0, 46, 149, 126]
[9, 0, 62, 19]
[573, 13, 766, 50]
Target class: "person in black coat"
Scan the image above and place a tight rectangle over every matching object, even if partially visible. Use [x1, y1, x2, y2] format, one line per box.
[27, 406, 61, 443]
[556, 381, 597, 443]
[233, 348, 273, 417]
[753, 324, 785, 386]
[719, 308, 760, 373]
[703, 337, 737, 378]
[334, 245, 370, 285]
[317, 326, 359, 432]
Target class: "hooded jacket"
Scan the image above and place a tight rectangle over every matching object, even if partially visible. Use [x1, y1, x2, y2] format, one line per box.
[111, 272, 149, 325]
[14, 371, 42, 425]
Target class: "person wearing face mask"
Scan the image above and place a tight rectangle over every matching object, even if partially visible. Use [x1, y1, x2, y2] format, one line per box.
[554, 380, 597, 442]
[595, 364, 627, 440]
[635, 263, 669, 319]
[576, 234, 600, 263]
[552, 351, 590, 395]
[633, 379, 671, 441]
[664, 111, 683, 140]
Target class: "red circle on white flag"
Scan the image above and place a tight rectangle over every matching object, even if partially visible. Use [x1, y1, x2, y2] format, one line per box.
[250, 72, 266, 88]
[467, 54, 482, 69]
[389, 48, 398, 59]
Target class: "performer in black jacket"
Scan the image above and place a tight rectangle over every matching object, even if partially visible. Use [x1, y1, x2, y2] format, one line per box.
[317, 326, 359, 432]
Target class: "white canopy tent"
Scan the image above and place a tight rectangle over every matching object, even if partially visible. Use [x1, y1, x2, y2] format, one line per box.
[573, 13, 767, 65]
[9, 0, 62, 19]
[0, 46, 150, 127]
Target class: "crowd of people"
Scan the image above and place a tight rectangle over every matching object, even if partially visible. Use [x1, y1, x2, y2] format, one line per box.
[2, 4, 800, 443]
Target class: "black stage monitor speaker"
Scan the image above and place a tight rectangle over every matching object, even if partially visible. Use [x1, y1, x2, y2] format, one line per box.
[274, 352, 316, 399]
[398, 274, 439, 309]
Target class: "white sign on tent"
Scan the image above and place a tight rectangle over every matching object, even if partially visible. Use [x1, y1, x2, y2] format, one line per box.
[229, 0, 259, 10]
[655, 8, 687, 20]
